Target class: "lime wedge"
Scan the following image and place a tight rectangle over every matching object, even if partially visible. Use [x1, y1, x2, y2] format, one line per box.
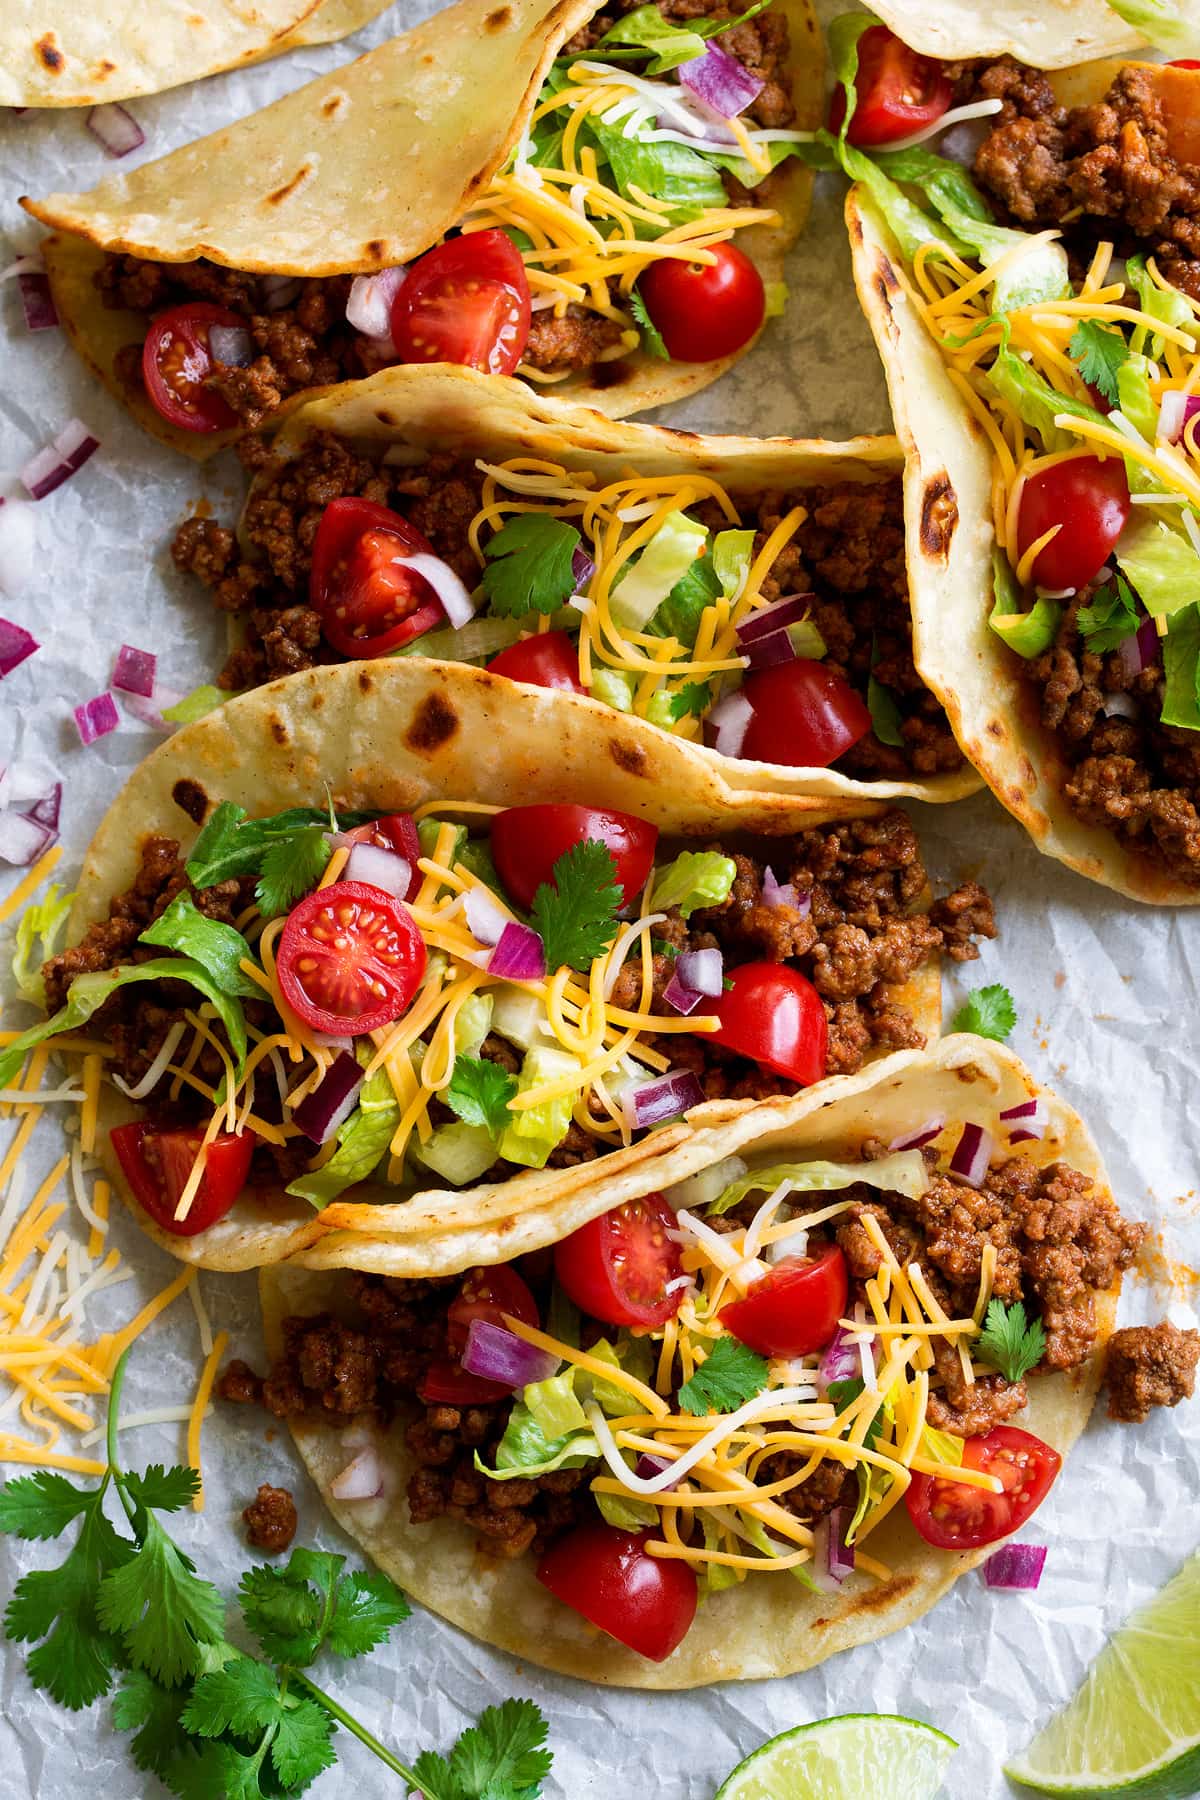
[715, 1714, 956, 1800]
[1006, 1552, 1200, 1797]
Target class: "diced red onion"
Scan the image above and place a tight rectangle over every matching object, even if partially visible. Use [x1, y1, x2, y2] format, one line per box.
[86, 102, 144, 157]
[888, 1114, 945, 1152]
[112, 644, 156, 698]
[826, 1504, 856, 1580]
[623, 1069, 705, 1132]
[744, 627, 796, 671]
[0, 758, 56, 810]
[1119, 616, 1160, 677]
[17, 273, 58, 333]
[0, 810, 56, 867]
[736, 594, 817, 646]
[818, 1325, 867, 1395]
[662, 971, 705, 1015]
[809, 1508, 854, 1592]
[291, 1050, 364, 1144]
[73, 692, 119, 746]
[678, 42, 763, 119]
[675, 948, 723, 995]
[634, 1452, 681, 1488]
[122, 685, 182, 731]
[23, 782, 61, 831]
[395, 552, 474, 629]
[261, 275, 302, 311]
[762, 866, 799, 912]
[488, 921, 547, 980]
[344, 842, 413, 901]
[461, 1317, 559, 1388]
[984, 1543, 1047, 1590]
[0, 617, 38, 677]
[1001, 1096, 1047, 1145]
[345, 267, 407, 348]
[21, 419, 100, 500]
[1158, 390, 1200, 445]
[708, 690, 754, 758]
[1102, 691, 1138, 719]
[330, 1448, 384, 1501]
[572, 545, 596, 591]
[0, 501, 37, 599]
[465, 884, 509, 947]
[209, 324, 253, 368]
[949, 1120, 992, 1188]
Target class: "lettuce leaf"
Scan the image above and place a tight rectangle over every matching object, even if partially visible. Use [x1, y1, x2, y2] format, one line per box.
[593, 0, 773, 73]
[497, 1045, 579, 1169]
[611, 513, 709, 632]
[986, 346, 1106, 454]
[138, 892, 261, 999]
[707, 1150, 929, 1215]
[1126, 252, 1197, 358]
[483, 1409, 601, 1480]
[989, 548, 1061, 660]
[285, 1065, 399, 1209]
[1103, 0, 1200, 55]
[10, 882, 73, 1005]
[803, 130, 953, 265]
[650, 850, 736, 917]
[1161, 603, 1200, 732]
[1116, 509, 1200, 622]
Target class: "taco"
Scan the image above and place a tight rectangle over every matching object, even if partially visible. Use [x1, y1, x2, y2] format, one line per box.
[169, 363, 981, 807]
[800, 18, 1200, 899]
[1, 0, 394, 109]
[21, 0, 820, 455]
[241, 1034, 1147, 1686]
[0, 662, 993, 1274]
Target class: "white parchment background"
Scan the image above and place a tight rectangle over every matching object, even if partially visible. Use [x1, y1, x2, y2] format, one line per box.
[0, 3, 1197, 1793]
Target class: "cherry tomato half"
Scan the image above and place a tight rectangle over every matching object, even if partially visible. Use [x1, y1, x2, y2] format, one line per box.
[490, 804, 659, 911]
[142, 302, 243, 434]
[391, 229, 531, 376]
[828, 26, 953, 147]
[637, 244, 765, 363]
[110, 1120, 254, 1236]
[709, 962, 828, 1086]
[310, 497, 443, 659]
[1015, 455, 1131, 593]
[419, 1265, 540, 1405]
[277, 879, 427, 1035]
[537, 1525, 697, 1661]
[719, 1246, 848, 1358]
[342, 814, 423, 901]
[488, 630, 584, 693]
[737, 660, 873, 768]
[906, 1424, 1062, 1551]
[554, 1193, 684, 1329]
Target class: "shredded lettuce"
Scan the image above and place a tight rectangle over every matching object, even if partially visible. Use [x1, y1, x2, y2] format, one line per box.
[712, 529, 756, 602]
[611, 513, 709, 632]
[1126, 253, 1197, 358]
[484, 1407, 601, 1480]
[1161, 603, 1200, 731]
[10, 882, 73, 1005]
[707, 1151, 929, 1216]
[1116, 354, 1159, 445]
[396, 609, 576, 665]
[698, 1512, 741, 1595]
[1116, 510, 1200, 622]
[595, 1487, 660, 1530]
[589, 667, 638, 713]
[285, 1065, 399, 1209]
[454, 992, 494, 1057]
[408, 1120, 498, 1187]
[160, 684, 227, 725]
[986, 346, 1106, 455]
[650, 850, 736, 917]
[588, 118, 729, 227]
[523, 1371, 586, 1440]
[804, 131, 952, 265]
[586, 1334, 656, 1414]
[989, 549, 1061, 660]
[1103, 0, 1200, 55]
[917, 1423, 965, 1468]
[138, 892, 261, 999]
[826, 10, 876, 143]
[497, 1044, 579, 1168]
[593, 0, 773, 73]
[649, 549, 721, 647]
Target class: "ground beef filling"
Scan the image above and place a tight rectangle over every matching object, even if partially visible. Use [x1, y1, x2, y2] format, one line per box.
[1103, 1320, 1200, 1422]
[243, 1483, 299, 1553]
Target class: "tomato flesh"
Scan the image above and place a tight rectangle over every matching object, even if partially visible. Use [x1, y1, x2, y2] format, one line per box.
[719, 1246, 848, 1358]
[391, 229, 531, 376]
[343, 814, 423, 901]
[310, 497, 443, 658]
[737, 659, 873, 768]
[537, 1524, 697, 1661]
[1015, 455, 1131, 592]
[906, 1424, 1062, 1551]
[554, 1193, 684, 1329]
[142, 302, 243, 434]
[110, 1120, 254, 1236]
[829, 26, 953, 147]
[490, 804, 659, 911]
[277, 879, 427, 1035]
[488, 630, 584, 693]
[638, 243, 765, 362]
[419, 1266, 539, 1405]
[709, 962, 828, 1085]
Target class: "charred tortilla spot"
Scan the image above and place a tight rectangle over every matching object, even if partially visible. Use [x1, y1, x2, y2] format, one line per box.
[269, 716, 289, 746]
[1019, 756, 1037, 788]
[987, 719, 1004, 739]
[99, 58, 115, 72]
[320, 93, 347, 118]
[36, 34, 63, 70]
[310, 690, 325, 711]
[407, 692, 459, 752]
[875, 252, 902, 299]
[592, 359, 635, 389]
[659, 425, 702, 443]
[374, 408, 400, 426]
[485, 5, 513, 27]
[609, 738, 647, 776]
[358, 670, 374, 695]
[848, 209, 864, 249]
[365, 238, 386, 262]
[830, 1573, 919, 1620]
[919, 475, 958, 560]
[171, 778, 210, 825]
[267, 165, 312, 207]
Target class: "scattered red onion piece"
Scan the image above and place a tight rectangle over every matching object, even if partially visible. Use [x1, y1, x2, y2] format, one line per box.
[1158, 390, 1200, 444]
[623, 1069, 704, 1132]
[21, 419, 100, 500]
[73, 692, 119, 746]
[112, 644, 157, 698]
[261, 275, 302, 311]
[0, 617, 39, 677]
[464, 884, 509, 947]
[291, 1051, 364, 1144]
[678, 42, 763, 118]
[24, 782, 62, 831]
[762, 865, 799, 912]
[330, 1448, 384, 1501]
[983, 1544, 1047, 1590]
[122, 685, 182, 731]
[86, 102, 145, 157]
[735, 593, 817, 646]
[662, 971, 705, 1015]
[1119, 616, 1160, 677]
[0, 810, 56, 867]
[826, 1503, 856, 1580]
[675, 947, 723, 995]
[344, 842, 413, 901]
[818, 1324, 874, 1395]
[346, 267, 407, 347]
[1102, 692, 1138, 719]
[461, 1318, 559, 1388]
[208, 324, 253, 367]
[17, 273, 58, 333]
[572, 545, 596, 590]
[949, 1120, 992, 1188]
[708, 690, 753, 758]
[488, 920, 547, 981]
[744, 627, 796, 671]
[397, 552, 474, 628]
[1001, 1096, 1048, 1145]
[888, 1114, 945, 1152]
[634, 1452, 681, 1488]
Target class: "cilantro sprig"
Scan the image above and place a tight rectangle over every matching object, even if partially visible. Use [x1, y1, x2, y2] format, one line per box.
[668, 681, 712, 721]
[976, 1298, 1047, 1384]
[532, 839, 623, 972]
[447, 1054, 518, 1137]
[481, 515, 583, 619]
[951, 984, 1017, 1042]
[1078, 572, 1140, 653]
[1068, 319, 1129, 407]
[678, 1336, 768, 1416]
[0, 1349, 551, 1799]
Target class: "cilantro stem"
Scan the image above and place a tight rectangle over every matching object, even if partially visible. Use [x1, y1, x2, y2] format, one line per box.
[288, 1667, 424, 1790]
[105, 1345, 139, 1528]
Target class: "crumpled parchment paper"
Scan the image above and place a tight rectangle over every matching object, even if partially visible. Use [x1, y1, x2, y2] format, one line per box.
[0, 3, 1197, 1792]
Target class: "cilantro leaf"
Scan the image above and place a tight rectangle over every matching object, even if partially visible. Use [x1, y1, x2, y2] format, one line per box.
[827, 1376, 883, 1449]
[950, 983, 1017, 1042]
[410, 1750, 462, 1800]
[446, 1055, 518, 1138]
[678, 1337, 769, 1416]
[5, 1502, 133, 1709]
[668, 681, 712, 721]
[113, 1669, 192, 1779]
[531, 839, 622, 972]
[123, 1464, 203, 1516]
[450, 1699, 553, 1798]
[270, 1695, 337, 1789]
[326, 1569, 410, 1659]
[1077, 572, 1140, 653]
[977, 1297, 1046, 1384]
[1069, 319, 1130, 406]
[97, 1512, 226, 1686]
[481, 516, 582, 619]
[256, 826, 331, 920]
[181, 1657, 283, 1738]
[239, 1548, 408, 1668]
[238, 1563, 324, 1666]
[0, 1470, 95, 1540]
[185, 802, 366, 889]
[629, 287, 669, 359]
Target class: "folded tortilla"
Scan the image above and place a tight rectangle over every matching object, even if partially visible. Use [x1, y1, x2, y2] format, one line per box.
[1, 0, 393, 110]
[24, 0, 820, 449]
[864, 0, 1152, 68]
[261, 1035, 1115, 1687]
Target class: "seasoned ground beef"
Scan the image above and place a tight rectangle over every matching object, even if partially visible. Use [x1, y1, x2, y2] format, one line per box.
[243, 1483, 298, 1553]
[1104, 1320, 1200, 1422]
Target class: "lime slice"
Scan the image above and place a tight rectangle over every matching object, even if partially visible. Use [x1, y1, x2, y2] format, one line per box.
[715, 1714, 956, 1800]
[1006, 1552, 1200, 1797]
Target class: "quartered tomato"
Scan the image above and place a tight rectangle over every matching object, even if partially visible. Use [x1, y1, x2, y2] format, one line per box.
[490, 804, 659, 910]
[554, 1193, 684, 1329]
[637, 244, 765, 362]
[1015, 455, 1131, 592]
[142, 303, 242, 433]
[828, 26, 953, 147]
[488, 630, 584, 693]
[906, 1424, 1062, 1551]
[310, 497, 443, 658]
[109, 1120, 254, 1236]
[537, 1525, 698, 1661]
[419, 1265, 540, 1405]
[277, 879, 426, 1035]
[738, 660, 873, 768]
[719, 1246, 848, 1357]
[709, 962, 828, 1086]
[342, 813, 423, 901]
[391, 228, 531, 375]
